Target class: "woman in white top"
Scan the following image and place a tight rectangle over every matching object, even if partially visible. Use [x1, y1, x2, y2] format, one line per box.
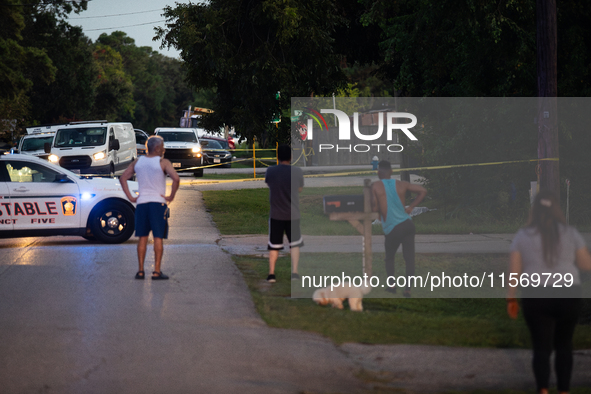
[508, 190, 591, 394]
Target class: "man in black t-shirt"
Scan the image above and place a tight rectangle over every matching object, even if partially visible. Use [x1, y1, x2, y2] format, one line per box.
[264, 145, 304, 282]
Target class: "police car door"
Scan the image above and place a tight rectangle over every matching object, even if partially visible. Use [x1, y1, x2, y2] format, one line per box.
[0, 164, 13, 231]
[3, 159, 80, 231]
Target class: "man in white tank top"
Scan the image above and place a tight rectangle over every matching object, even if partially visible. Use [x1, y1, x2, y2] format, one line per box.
[120, 136, 180, 280]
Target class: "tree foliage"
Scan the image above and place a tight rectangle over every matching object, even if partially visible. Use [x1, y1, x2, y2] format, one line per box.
[156, 0, 348, 145]
[95, 32, 200, 133]
[361, 0, 537, 97]
[0, 0, 56, 125]
[21, 11, 97, 122]
[360, 0, 591, 221]
[1, 1, 196, 142]
[92, 44, 135, 121]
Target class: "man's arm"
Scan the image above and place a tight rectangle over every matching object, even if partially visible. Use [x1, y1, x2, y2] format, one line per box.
[402, 182, 427, 214]
[370, 183, 379, 213]
[161, 158, 180, 203]
[371, 181, 387, 217]
[119, 159, 137, 203]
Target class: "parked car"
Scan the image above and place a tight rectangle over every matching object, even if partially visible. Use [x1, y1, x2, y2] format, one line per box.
[200, 137, 233, 168]
[16, 132, 56, 160]
[134, 129, 149, 156]
[201, 135, 231, 150]
[154, 127, 204, 177]
[0, 154, 138, 243]
[199, 131, 236, 150]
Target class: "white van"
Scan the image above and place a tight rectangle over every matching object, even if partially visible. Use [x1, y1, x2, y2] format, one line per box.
[15, 125, 62, 160]
[45, 121, 136, 176]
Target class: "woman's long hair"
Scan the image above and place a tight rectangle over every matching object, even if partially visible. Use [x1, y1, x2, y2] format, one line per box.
[527, 190, 566, 267]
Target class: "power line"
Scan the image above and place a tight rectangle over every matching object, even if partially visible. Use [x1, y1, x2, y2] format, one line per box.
[69, 8, 162, 19]
[84, 20, 166, 32]
[2, 0, 92, 5]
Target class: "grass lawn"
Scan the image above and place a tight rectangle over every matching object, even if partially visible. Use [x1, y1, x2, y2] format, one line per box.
[203, 184, 591, 392]
[202, 186, 529, 235]
[234, 252, 591, 349]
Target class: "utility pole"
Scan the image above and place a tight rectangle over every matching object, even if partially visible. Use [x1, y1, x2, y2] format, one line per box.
[536, 0, 560, 201]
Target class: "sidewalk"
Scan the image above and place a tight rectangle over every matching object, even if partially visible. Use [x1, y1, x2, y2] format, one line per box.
[219, 232, 591, 256]
[218, 233, 517, 255]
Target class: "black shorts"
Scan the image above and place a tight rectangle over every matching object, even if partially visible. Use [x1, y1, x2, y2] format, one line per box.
[267, 218, 303, 250]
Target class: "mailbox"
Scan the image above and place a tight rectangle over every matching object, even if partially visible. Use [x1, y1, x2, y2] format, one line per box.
[323, 195, 365, 214]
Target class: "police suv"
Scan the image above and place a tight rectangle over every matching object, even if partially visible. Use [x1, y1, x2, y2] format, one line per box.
[0, 154, 138, 243]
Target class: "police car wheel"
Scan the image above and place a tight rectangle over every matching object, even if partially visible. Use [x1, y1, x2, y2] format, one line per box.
[89, 201, 134, 244]
[194, 169, 204, 177]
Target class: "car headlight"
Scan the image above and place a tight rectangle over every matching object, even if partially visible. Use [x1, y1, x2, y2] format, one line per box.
[192, 146, 201, 153]
[93, 150, 106, 160]
[48, 154, 59, 163]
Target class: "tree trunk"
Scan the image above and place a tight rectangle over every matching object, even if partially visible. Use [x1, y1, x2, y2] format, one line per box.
[536, 0, 560, 201]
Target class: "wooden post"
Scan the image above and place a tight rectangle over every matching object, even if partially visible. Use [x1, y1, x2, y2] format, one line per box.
[536, 0, 559, 200]
[363, 179, 373, 276]
[328, 179, 378, 277]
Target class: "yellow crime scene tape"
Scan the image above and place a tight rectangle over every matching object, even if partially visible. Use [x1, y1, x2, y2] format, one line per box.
[176, 177, 266, 186]
[169, 157, 558, 186]
[230, 148, 276, 151]
[304, 157, 559, 178]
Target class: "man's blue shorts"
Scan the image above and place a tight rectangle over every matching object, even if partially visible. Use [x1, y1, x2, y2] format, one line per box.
[135, 202, 169, 239]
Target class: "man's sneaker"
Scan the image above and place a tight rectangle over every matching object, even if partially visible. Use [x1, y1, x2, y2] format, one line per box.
[266, 274, 276, 283]
[291, 273, 300, 280]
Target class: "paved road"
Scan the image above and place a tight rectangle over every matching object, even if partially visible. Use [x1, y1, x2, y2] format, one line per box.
[1, 186, 591, 393]
[0, 189, 362, 394]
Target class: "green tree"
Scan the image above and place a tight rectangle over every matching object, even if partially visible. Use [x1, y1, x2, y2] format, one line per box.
[158, 55, 206, 129]
[95, 31, 198, 132]
[1, 0, 91, 140]
[22, 11, 97, 123]
[92, 44, 135, 121]
[156, 0, 348, 146]
[361, 0, 536, 97]
[360, 0, 591, 221]
[0, 0, 56, 135]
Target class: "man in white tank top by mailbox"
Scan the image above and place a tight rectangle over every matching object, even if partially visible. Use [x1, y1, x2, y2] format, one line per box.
[120, 135, 180, 280]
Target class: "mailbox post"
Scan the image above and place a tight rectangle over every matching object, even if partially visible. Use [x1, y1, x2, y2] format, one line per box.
[328, 179, 378, 276]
